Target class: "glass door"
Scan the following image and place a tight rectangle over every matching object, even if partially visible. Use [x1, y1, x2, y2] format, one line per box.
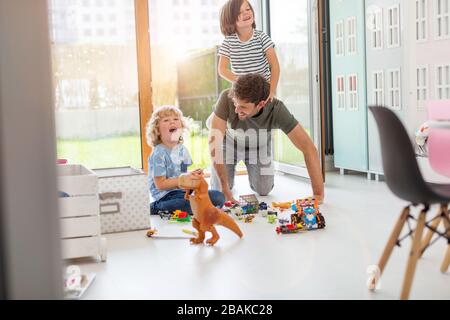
[268, 0, 321, 177]
[148, 0, 263, 170]
[48, 0, 142, 169]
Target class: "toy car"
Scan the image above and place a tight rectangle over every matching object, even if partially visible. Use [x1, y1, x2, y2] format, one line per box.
[276, 223, 306, 235]
[259, 202, 268, 210]
[242, 204, 257, 215]
[244, 215, 255, 223]
[268, 215, 277, 224]
[146, 229, 158, 237]
[158, 210, 172, 220]
[224, 201, 235, 208]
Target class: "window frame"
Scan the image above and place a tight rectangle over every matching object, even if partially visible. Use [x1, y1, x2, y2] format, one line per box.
[436, 64, 450, 99]
[436, 0, 450, 39]
[387, 68, 402, 110]
[416, 65, 429, 107]
[416, 0, 428, 42]
[347, 17, 357, 55]
[387, 4, 401, 48]
[135, 0, 153, 172]
[336, 75, 346, 111]
[347, 74, 358, 111]
[373, 70, 385, 106]
[335, 20, 345, 57]
[370, 9, 384, 50]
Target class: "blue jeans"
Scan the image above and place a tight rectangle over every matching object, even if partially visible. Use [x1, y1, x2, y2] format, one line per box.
[150, 189, 225, 215]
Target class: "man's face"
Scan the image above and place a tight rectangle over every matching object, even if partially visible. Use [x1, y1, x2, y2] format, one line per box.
[232, 97, 263, 120]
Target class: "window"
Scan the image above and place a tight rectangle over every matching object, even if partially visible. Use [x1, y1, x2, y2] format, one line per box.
[436, 0, 450, 38]
[347, 17, 357, 55]
[373, 71, 384, 105]
[369, 9, 383, 49]
[336, 76, 345, 110]
[348, 74, 358, 111]
[387, 5, 401, 47]
[388, 69, 401, 110]
[437, 65, 450, 99]
[48, 0, 142, 169]
[335, 21, 344, 56]
[149, 0, 246, 170]
[416, 66, 428, 103]
[416, 0, 428, 41]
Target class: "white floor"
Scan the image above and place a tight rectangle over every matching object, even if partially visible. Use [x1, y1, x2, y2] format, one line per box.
[71, 170, 450, 300]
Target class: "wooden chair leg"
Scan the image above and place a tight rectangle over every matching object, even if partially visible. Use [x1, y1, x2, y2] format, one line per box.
[400, 210, 427, 300]
[440, 208, 450, 273]
[378, 206, 410, 275]
[442, 246, 450, 273]
[419, 206, 443, 258]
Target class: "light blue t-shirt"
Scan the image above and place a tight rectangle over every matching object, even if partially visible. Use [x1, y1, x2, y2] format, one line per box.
[148, 144, 193, 202]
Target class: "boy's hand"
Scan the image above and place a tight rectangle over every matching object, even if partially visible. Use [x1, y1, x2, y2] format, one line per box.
[190, 169, 203, 176]
[263, 91, 276, 106]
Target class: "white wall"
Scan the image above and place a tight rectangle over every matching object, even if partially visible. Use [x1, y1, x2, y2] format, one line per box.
[0, 0, 63, 299]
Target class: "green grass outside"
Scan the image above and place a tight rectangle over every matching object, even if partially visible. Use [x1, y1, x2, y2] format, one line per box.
[57, 131, 307, 170]
[57, 135, 142, 169]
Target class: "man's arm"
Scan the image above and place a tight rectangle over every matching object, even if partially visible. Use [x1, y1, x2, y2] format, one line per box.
[208, 114, 236, 202]
[287, 124, 324, 203]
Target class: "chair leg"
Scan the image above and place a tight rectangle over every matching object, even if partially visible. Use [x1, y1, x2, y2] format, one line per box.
[378, 207, 410, 274]
[368, 207, 410, 290]
[419, 206, 443, 258]
[400, 210, 427, 300]
[440, 208, 450, 273]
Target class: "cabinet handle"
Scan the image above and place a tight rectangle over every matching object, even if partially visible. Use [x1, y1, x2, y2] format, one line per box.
[100, 202, 120, 215]
[99, 192, 122, 201]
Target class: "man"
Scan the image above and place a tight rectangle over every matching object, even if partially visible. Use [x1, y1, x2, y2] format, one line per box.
[208, 73, 324, 203]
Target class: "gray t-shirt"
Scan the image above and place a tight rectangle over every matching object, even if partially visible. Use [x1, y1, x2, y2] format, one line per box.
[213, 89, 299, 143]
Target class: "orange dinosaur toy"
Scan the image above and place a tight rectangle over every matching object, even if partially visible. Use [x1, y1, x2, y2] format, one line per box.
[178, 172, 243, 246]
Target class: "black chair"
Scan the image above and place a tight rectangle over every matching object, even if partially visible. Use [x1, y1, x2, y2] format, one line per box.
[369, 106, 450, 300]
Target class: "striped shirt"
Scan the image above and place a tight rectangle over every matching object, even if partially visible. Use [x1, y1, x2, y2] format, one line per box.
[218, 29, 275, 82]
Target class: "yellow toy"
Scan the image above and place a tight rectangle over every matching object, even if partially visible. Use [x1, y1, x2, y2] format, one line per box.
[272, 202, 292, 210]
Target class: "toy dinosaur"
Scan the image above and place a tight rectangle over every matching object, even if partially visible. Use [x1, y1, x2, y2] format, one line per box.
[178, 172, 243, 246]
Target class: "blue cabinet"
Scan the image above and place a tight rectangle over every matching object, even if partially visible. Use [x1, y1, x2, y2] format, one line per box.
[330, 0, 369, 173]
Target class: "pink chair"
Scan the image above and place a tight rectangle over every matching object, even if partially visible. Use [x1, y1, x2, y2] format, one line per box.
[427, 100, 450, 178]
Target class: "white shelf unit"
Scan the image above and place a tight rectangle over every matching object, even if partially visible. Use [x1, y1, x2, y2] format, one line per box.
[57, 164, 107, 262]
